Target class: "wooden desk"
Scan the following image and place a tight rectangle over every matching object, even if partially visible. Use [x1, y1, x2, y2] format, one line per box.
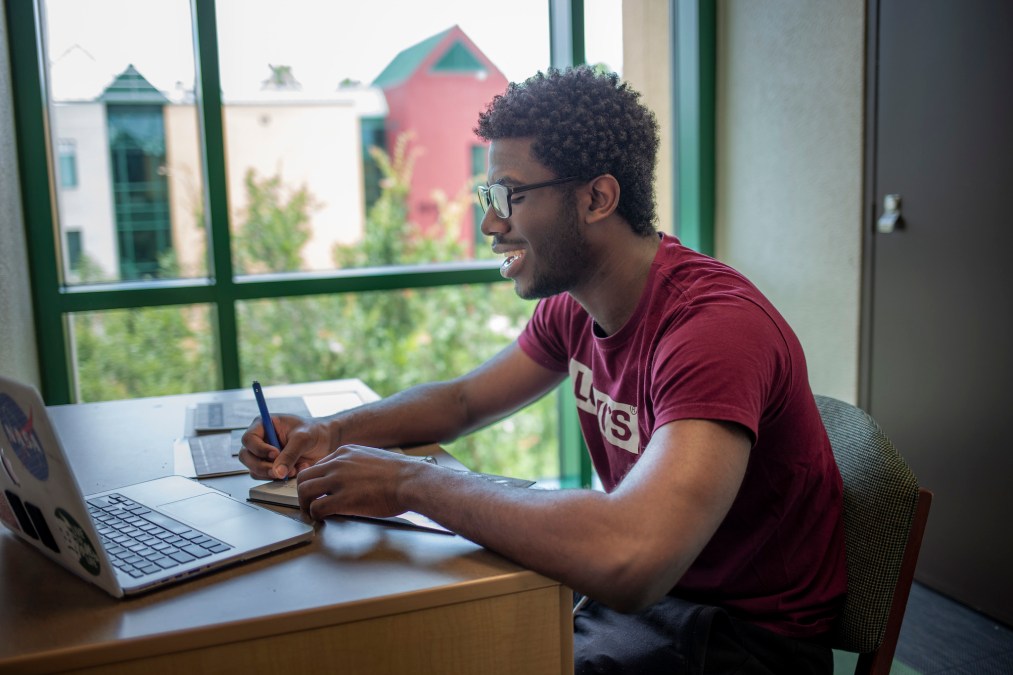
[0, 380, 573, 675]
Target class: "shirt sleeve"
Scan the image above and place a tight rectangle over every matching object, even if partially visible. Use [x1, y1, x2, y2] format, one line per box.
[517, 296, 572, 373]
[649, 297, 792, 444]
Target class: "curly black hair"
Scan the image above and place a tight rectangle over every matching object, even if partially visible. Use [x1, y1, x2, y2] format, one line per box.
[475, 66, 660, 235]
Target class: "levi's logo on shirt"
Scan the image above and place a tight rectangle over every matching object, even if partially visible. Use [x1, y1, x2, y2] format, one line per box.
[569, 359, 641, 455]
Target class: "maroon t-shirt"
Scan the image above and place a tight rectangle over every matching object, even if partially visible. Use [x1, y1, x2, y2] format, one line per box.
[517, 234, 847, 638]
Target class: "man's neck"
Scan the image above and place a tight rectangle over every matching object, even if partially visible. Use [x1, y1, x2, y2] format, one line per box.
[571, 230, 661, 337]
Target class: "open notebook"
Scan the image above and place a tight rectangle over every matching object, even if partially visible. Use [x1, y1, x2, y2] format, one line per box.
[249, 452, 535, 535]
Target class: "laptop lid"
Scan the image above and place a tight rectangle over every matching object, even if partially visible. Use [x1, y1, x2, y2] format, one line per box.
[0, 375, 314, 598]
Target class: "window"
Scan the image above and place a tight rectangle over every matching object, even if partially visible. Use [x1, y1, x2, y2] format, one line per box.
[7, 1, 700, 485]
[471, 143, 488, 247]
[65, 229, 82, 270]
[106, 103, 172, 280]
[57, 139, 77, 188]
[9, 0, 604, 484]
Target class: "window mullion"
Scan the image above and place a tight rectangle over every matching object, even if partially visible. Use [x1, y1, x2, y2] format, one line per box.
[191, 0, 240, 390]
[675, 0, 716, 256]
[549, 0, 585, 69]
[6, 0, 74, 404]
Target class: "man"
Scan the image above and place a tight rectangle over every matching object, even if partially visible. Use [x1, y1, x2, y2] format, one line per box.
[241, 67, 847, 673]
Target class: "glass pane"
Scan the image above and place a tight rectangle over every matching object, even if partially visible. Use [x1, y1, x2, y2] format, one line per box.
[237, 283, 559, 481]
[42, 0, 207, 285]
[215, 0, 551, 275]
[68, 305, 216, 402]
[585, 0, 624, 75]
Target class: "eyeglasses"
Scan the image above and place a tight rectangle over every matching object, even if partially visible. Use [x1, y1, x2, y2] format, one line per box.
[476, 176, 578, 219]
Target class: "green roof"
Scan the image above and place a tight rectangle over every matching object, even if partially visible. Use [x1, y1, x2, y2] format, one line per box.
[372, 26, 487, 88]
[99, 64, 169, 104]
[432, 41, 485, 73]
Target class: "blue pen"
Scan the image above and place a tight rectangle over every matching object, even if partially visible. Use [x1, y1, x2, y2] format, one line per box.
[252, 381, 282, 450]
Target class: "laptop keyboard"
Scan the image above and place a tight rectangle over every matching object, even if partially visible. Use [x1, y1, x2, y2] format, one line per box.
[86, 493, 233, 578]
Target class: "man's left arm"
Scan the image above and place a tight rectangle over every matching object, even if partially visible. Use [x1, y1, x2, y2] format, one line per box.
[297, 418, 750, 612]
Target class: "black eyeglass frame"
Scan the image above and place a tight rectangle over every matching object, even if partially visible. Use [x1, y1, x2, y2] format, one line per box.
[476, 176, 579, 219]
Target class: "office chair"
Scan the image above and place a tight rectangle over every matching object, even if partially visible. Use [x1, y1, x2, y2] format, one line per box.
[814, 395, 932, 675]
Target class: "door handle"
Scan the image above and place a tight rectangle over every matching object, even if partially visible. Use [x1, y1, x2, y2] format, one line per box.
[877, 194, 902, 233]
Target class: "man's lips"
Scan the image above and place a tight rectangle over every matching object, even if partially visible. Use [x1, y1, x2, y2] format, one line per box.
[492, 243, 526, 277]
[500, 249, 525, 276]
[492, 237, 527, 277]
[501, 249, 524, 264]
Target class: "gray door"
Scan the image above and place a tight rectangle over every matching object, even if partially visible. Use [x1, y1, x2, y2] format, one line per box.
[865, 0, 1013, 624]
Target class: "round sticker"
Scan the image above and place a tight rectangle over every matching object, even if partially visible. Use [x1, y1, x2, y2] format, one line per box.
[55, 508, 101, 576]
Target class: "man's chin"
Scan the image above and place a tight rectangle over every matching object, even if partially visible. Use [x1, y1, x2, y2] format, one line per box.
[514, 279, 568, 301]
[512, 280, 535, 300]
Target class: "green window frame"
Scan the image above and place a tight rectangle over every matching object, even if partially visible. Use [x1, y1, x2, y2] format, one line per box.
[5, 0, 713, 488]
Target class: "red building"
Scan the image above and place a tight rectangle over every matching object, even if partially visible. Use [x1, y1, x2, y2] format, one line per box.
[373, 26, 508, 253]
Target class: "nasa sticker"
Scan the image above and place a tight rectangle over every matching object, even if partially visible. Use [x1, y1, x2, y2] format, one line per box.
[0, 394, 49, 481]
[55, 508, 101, 576]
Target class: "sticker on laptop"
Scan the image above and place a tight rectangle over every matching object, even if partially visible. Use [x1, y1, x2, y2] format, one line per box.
[55, 508, 101, 576]
[0, 490, 21, 534]
[0, 394, 49, 480]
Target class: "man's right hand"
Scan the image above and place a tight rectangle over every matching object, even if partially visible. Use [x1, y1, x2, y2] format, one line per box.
[239, 414, 335, 480]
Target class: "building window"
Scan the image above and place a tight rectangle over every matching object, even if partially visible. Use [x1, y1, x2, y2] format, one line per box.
[65, 229, 82, 270]
[106, 103, 172, 280]
[57, 140, 78, 189]
[360, 116, 387, 211]
[471, 143, 488, 250]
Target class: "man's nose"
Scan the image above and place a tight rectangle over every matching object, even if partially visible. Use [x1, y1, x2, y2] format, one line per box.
[479, 207, 508, 237]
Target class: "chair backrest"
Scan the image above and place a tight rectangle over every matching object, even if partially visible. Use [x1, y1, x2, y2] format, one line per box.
[814, 395, 932, 675]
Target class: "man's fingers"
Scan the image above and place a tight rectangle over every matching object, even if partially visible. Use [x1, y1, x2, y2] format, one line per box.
[241, 427, 279, 460]
[271, 445, 303, 479]
[296, 474, 333, 513]
[237, 447, 277, 480]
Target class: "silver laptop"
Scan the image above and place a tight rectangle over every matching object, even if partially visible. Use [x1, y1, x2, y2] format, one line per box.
[0, 375, 314, 598]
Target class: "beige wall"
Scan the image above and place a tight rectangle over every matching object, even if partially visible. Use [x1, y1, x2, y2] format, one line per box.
[0, 8, 40, 387]
[164, 102, 369, 277]
[52, 103, 116, 279]
[715, 0, 865, 403]
[623, 0, 674, 234]
[221, 104, 367, 272]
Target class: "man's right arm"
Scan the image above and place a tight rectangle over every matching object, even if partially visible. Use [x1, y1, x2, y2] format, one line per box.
[242, 342, 565, 479]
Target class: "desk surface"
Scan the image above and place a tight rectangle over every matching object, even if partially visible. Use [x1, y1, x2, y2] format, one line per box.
[0, 380, 572, 675]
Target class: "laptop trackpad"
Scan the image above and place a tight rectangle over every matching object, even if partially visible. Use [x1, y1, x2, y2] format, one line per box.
[158, 493, 256, 530]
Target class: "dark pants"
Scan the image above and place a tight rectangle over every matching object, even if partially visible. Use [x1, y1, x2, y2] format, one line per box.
[573, 595, 833, 675]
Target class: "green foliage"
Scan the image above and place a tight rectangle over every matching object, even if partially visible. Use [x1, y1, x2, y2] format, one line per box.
[72, 252, 107, 284]
[73, 305, 215, 401]
[234, 168, 316, 274]
[71, 249, 215, 401]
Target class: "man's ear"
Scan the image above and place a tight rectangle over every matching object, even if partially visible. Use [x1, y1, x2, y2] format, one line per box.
[585, 174, 621, 224]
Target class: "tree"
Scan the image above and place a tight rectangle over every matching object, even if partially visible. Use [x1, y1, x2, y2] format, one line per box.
[234, 168, 317, 274]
